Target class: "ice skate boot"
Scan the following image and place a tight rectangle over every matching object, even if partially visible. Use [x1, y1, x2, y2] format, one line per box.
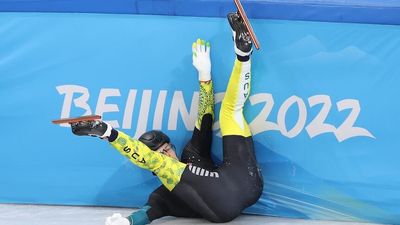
[71, 120, 111, 138]
[227, 12, 252, 56]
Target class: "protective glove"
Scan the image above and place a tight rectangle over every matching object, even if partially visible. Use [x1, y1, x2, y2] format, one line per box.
[192, 38, 211, 82]
[105, 213, 130, 225]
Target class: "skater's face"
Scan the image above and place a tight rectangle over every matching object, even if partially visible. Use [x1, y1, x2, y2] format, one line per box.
[157, 143, 178, 160]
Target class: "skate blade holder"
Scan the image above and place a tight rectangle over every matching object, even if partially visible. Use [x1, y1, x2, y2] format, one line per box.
[234, 0, 260, 50]
[52, 115, 102, 124]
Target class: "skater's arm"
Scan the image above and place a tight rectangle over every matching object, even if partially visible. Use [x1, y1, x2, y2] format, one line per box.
[105, 205, 160, 225]
[109, 130, 186, 191]
[128, 190, 169, 225]
[192, 38, 214, 130]
[105, 188, 170, 225]
[196, 81, 214, 130]
[127, 206, 152, 225]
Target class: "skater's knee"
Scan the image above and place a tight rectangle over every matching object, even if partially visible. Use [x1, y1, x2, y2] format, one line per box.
[219, 111, 251, 137]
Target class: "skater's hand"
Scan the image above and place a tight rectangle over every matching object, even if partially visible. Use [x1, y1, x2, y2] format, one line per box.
[105, 213, 130, 225]
[192, 38, 211, 82]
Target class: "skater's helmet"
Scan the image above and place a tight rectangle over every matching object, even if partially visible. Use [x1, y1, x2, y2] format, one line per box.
[139, 130, 171, 151]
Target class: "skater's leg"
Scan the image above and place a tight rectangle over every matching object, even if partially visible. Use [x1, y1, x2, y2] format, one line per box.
[219, 14, 263, 192]
[144, 186, 201, 221]
[219, 13, 253, 138]
[71, 121, 186, 191]
[219, 59, 251, 138]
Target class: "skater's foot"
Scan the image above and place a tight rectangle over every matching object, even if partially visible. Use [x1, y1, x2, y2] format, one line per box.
[71, 120, 111, 138]
[227, 12, 252, 57]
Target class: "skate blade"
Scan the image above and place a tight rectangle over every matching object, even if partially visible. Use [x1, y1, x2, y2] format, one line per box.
[52, 115, 102, 124]
[234, 0, 260, 50]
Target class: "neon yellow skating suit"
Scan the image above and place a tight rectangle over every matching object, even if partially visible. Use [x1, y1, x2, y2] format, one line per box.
[109, 58, 262, 223]
[110, 132, 186, 191]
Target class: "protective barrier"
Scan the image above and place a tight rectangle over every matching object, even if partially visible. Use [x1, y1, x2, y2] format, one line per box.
[1, 0, 400, 25]
[0, 6, 399, 225]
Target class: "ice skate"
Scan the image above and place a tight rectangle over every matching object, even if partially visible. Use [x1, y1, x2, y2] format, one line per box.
[227, 12, 253, 56]
[70, 120, 109, 137]
[231, 0, 260, 50]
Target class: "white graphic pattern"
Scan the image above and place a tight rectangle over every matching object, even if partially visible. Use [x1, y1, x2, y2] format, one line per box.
[188, 164, 219, 178]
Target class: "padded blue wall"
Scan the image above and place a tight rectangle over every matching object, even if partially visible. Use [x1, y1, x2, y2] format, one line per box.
[1, 0, 400, 224]
[0, 12, 400, 224]
[1, 0, 400, 25]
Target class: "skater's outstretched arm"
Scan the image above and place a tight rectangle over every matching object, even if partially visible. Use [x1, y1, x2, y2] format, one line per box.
[192, 38, 214, 130]
[105, 204, 156, 225]
[181, 38, 216, 164]
[105, 202, 158, 225]
[106, 185, 201, 225]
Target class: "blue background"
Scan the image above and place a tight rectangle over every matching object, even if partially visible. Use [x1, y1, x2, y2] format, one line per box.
[1, 1, 400, 224]
[1, 0, 400, 25]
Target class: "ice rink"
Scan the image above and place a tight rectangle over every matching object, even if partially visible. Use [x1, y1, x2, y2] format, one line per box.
[0, 204, 387, 225]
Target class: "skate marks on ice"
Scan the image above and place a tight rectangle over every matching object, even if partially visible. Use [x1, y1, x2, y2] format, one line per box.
[0, 204, 386, 225]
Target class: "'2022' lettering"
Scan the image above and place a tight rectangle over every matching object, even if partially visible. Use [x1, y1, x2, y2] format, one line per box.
[56, 85, 374, 142]
[247, 94, 375, 142]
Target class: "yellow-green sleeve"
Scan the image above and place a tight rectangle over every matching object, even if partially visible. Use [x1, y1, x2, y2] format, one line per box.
[195, 80, 214, 130]
[110, 131, 187, 191]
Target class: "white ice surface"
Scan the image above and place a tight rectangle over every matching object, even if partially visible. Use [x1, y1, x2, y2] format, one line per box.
[0, 204, 387, 225]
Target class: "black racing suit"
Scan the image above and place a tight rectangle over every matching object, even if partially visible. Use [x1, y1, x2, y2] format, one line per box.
[108, 56, 263, 224]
